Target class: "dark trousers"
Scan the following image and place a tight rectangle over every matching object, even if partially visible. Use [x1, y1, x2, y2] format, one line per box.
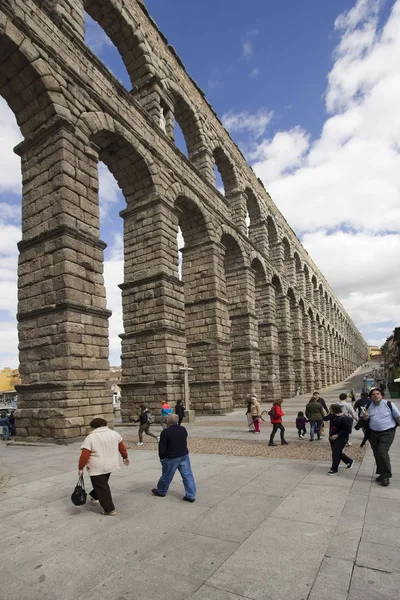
[139, 423, 158, 442]
[270, 423, 285, 443]
[369, 428, 396, 477]
[297, 427, 306, 437]
[90, 473, 115, 513]
[330, 436, 352, 472]
[178, 417, 183, 426]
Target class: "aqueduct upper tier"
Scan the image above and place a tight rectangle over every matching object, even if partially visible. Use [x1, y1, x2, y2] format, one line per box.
[0, 0, 368, 441]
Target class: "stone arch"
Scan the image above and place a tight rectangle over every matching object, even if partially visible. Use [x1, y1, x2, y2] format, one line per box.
[282, 237, 291, 261]
[213, 146, 238, 199]
[304, 265, 312, 302]
[246, 188, 263, 225]
[0, 21, 71, 136]
[90, 128, 156, 205]
[83, 0, 154, 89]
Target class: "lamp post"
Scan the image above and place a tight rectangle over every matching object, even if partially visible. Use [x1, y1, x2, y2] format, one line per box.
[179, 365, 195, 422]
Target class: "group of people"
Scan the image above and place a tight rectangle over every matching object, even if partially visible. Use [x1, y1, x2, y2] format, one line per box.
[246, 387, 400, 484]
[0, 410, 16, 440]
[132, 399, 186, 446]
[77, 411, 196, 516]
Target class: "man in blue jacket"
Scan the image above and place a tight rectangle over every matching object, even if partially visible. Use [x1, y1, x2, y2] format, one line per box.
[152, 414, 196, 502]
[363, 388, 400, 486]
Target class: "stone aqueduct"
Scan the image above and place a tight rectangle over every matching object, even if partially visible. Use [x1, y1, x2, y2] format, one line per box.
[1, 0, 368, 441]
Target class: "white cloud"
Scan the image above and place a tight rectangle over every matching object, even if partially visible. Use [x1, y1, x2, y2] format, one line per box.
[242, 41, 253, 57]
[228, 0, 400, 345]
[250, 67, 259, 79]
[222, 108, 274, 139]
[84, 14, 113, 55]
[0, 98, 23, 194]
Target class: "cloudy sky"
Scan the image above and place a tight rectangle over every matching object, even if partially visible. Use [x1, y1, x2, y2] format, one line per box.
[0, 0, 399, 369]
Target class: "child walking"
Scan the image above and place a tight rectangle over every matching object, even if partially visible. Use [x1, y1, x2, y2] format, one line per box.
[268, 399, 289, 446]
[296, 411, 307, 439]
[324, 404, 354, 475]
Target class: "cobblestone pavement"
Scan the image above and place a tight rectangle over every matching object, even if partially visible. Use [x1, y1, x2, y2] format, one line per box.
[1, 363, 399, 600]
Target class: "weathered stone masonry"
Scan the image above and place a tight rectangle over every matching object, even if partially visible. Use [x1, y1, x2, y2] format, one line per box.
[0, 0, 368, 441]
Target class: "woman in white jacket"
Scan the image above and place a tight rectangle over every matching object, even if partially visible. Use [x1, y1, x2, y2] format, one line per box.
[78, 418, 129, 515]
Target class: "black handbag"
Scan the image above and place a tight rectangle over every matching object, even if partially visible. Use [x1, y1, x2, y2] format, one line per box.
[71, 474, 87, 506]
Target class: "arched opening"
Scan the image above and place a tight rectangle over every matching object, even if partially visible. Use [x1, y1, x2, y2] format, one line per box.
[282, 237, 291, 261]
[294, 252, 303, 293]
[221, 233, 252, 405]
[304, 265, 312, 302]
[175, 196, 225, 412]
[83, 0, 152, 90]
[282, 237, 294, 283]
[213, 147, 237, 199]
[0, 97, 22, 369]
[170, 90, 204, 163]
[311, 275, 318, 307]
[83, 11, 131, 89]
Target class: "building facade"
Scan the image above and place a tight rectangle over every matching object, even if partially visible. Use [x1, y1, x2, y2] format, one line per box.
[0, 0, 368, 441]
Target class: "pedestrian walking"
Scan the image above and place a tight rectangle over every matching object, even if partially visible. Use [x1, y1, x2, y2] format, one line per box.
[245, 394, 254, 432]
[354, 392, 370, 417]
[160, 400, 173, 430]
[8, 410, 16, 436]
[250, 394, 261, 434]
[175, 399, 185, 425]
[305, 396, 324, 441]
[296, 411, 308, 439]
[349, 388, 356, 403]
[360, 388, 400, 486]
[324, 404, 354, 475]
[0, 411, 10, 441]
[134, 405, 159, 446]
[268, 399, 288, 446]
[337, 393, 358, 446]
[78, 418, 129, 516]
[313, 391, 329, 414]
[152, 414, 196, 502]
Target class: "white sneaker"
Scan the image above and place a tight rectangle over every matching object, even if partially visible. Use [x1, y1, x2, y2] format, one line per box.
[300, 434, 304, 439]
[137, 442, 143, 446]
[90, 498, 99, 505]
[157, 436, 160, 442]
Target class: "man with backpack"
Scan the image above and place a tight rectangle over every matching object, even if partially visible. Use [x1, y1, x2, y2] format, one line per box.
[360, 388, 400, 486]
[134, 405, 159, 446]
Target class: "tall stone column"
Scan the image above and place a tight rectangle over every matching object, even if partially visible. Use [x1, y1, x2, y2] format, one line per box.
[230, 190, 248, 236]
[292, 304, 305, 394]
[311, 320, 321, 390]
[284, 258, 296, 287]
[333, 337, 339, 383]
[325, 332, 333, 386]
[248, 219, 268, 254]
[319, 325, 327, 388]
[278, 295, 295, 397]
[15, 120, 112, 442]
[303, 312, 314, 393]
[259, 283, 281, 401]
[228, 266, 260, 406]
[182, 239, 233, 414]
[119, 196, 186, 421]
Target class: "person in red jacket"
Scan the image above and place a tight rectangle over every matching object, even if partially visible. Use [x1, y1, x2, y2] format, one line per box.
[268, 399, 289, 446]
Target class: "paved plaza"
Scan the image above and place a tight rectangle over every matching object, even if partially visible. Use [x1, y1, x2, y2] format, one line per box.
[1, 365, 399, 600]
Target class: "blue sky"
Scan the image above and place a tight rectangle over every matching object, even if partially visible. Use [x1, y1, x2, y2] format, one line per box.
[1, 0, 399, 368]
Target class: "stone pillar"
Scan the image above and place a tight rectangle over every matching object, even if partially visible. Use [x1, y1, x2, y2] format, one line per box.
[292, 304, 305, 394]
[278, 296, 295, 398]
[248, 219, 268, 254]
[270, 242, 284, 274]
[303, 312, 314, 393]
[228, 266, 260, 407]
[319, 325, 327, 388]
[182, 240, 233, 414]
[259, 284, 281, 401]
[284, 258, 296, 287]
[230, 190, 248, 236]
[311, 320, 321, 389]
[15, 120, 112, 442]
[119, 196, 186, 421]
[333, 337, 339, 383]
[325, 333, 333, 386]
[296, 271, 306, 297]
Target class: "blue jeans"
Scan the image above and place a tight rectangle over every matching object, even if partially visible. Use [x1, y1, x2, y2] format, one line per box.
[2, 425, 9, 440]
[156, 454, 196, 499]
[310, 420, 322, 440]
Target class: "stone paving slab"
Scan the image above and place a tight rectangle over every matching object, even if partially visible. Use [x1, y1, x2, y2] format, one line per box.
[1, 366, 399, 600]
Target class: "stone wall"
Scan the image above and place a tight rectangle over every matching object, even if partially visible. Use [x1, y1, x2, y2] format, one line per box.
[0, 0, 368, 441]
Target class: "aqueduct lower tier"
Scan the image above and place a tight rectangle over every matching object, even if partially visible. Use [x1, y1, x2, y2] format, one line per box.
[1, 0, 368, 441]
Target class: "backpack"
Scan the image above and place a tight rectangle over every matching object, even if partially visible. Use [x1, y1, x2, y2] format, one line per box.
[146, 411, 155, 424]
[268, 408, 278, 419]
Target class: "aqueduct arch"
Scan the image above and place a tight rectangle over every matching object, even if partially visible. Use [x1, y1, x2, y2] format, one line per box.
[1, 0, 368, 440]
